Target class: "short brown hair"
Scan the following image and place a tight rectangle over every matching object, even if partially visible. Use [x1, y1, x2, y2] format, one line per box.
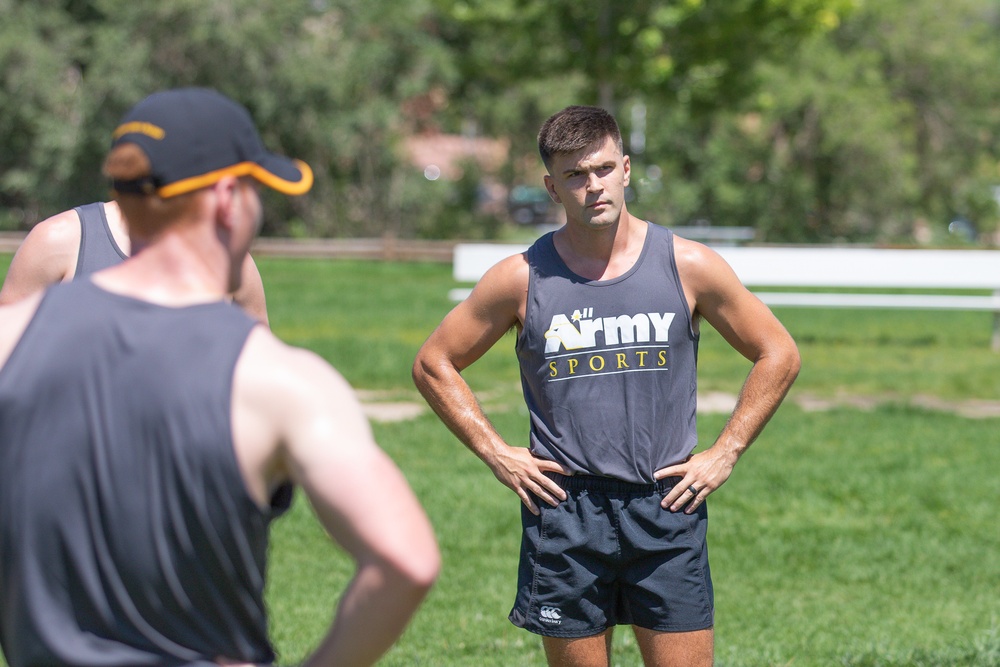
[103, 143, 201, 235]
[537, 106, 623, 171]
[102, 142, 152, 184]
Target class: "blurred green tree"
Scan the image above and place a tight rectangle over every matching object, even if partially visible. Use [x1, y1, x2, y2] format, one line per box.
[428, 0, 862, 234]
[695, 0, 1000, 242]
[0, 1, 87, 225]
[0, 0, 459, 236]
[2, 0, 999, 242]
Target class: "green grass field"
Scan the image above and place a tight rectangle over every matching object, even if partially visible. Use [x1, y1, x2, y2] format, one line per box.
[2, 254, 998, 666]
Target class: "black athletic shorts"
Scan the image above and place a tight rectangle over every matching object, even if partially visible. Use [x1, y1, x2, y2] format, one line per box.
[508, 473, 714, 638]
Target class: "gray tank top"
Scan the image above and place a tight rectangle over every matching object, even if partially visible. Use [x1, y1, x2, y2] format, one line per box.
[74, 202, 128, 278]
[0, 281, 288, 666]
[516, 222, 699, 483]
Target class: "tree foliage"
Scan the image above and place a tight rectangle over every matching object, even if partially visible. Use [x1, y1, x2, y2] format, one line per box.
[1, 0, 999, 243]
[625, 0, 1000, 243]
[432, 0, 854, 113]
[1, 0, 458, 236]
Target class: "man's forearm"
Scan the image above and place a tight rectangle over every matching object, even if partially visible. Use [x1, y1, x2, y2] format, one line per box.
[715, 347, 800, 458]
[413, 361, 508, 468]
[302, 562, 432, 667]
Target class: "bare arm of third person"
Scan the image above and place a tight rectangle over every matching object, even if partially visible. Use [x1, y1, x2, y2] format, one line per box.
[0, 209, 270, 327]
[412, 254, 568, 515]
[232, 329, 440, 667]
[232, 253, 269, 327]
[656, 237, 801, 512]
[0, 211, 81, 304]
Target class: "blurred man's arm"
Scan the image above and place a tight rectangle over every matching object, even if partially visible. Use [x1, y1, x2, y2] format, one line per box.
[232, 330, 439, 667]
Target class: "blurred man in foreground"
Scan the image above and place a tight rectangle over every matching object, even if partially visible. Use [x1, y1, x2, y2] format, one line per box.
[0, 87, 438, 667]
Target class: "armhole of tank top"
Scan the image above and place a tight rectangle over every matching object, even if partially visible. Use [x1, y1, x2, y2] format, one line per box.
[73, 206, 87, 279]
[96, 202, 127, 261]
[224, 321, 288, 519]
[514, 239, 555, 349]
[517, 241, 544, 349]
[663, 227, 698, 342]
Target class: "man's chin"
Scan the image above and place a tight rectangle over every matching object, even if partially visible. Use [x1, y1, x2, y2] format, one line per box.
[580, 212, 618, 230]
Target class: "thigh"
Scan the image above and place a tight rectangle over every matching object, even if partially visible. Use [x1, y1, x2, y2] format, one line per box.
[542, 629, 614, 667]
[618, 494, 714, 632]
[633, 626, 714, 667]
[509, 489, 617, 637]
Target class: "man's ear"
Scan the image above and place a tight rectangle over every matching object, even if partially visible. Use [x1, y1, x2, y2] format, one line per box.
[213, 176, 240, 231]
[543, 175, 561, 204]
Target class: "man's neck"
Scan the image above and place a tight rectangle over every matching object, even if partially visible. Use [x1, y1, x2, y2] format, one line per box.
[92, 229, 231, 308]
[553, 212, 647, 281]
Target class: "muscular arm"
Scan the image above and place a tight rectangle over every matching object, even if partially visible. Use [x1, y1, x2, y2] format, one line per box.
[232, 330, 439, 667]
[0, 211, 81, 304]
[657, 237, 801, 512]
[412, 254, 568, 514]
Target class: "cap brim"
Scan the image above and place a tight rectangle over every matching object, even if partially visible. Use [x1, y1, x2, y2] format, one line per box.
[251, 156, 314, 196]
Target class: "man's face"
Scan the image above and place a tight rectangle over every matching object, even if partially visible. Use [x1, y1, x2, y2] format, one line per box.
[543, 135, 631, 230]
[238, 178, 264, 234]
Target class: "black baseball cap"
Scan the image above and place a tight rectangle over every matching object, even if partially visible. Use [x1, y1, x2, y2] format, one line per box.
[110, 87, 313, 198]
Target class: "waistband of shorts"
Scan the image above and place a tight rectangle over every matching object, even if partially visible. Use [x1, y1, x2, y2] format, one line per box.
[545, 472, 682, 495]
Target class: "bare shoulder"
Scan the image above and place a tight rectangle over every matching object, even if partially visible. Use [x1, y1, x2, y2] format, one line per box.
[233, 327, 372, 463]
[0, 210, 83, 304]
[237, 327, 359, 406]
[414, 250, 529, 373]
[23, 209, 84, 258]
[465, 250, 529, 319]
[672, 234, 742, 293]
[673, 234, 725, 271]
[478, 250, 530, 293]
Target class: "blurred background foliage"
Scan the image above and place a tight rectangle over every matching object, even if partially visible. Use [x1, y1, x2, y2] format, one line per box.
[1, 0, 999, 244]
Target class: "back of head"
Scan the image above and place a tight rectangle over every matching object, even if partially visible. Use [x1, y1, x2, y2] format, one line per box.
[537, 105, 623, 171]
[103, 87, 314, 234]
[103, 143, 200, 233]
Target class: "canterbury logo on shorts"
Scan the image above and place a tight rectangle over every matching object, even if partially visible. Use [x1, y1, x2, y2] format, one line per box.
[539, 606, 562, 625]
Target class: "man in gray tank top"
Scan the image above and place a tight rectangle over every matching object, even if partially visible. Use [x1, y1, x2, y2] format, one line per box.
[414, 106, 799, 666]
[0, 87, 439, 667]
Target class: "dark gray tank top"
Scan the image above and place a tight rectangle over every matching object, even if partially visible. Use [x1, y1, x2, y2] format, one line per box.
[74, 202, 128, 278]
[516, 222, 699, 483]
[0, 281, 288, 667]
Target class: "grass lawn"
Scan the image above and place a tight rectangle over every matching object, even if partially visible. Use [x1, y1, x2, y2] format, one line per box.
[255, 257, 1000, 666]
[1, 253, 998, 666]
[268, 405, 1000, 667]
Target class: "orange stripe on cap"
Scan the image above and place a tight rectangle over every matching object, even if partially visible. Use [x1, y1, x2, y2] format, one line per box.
[113, 121, 166, 140]
[156, 163, 257, 198]
[250, 159, 313, 196]
[153, 160, 313, 198]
